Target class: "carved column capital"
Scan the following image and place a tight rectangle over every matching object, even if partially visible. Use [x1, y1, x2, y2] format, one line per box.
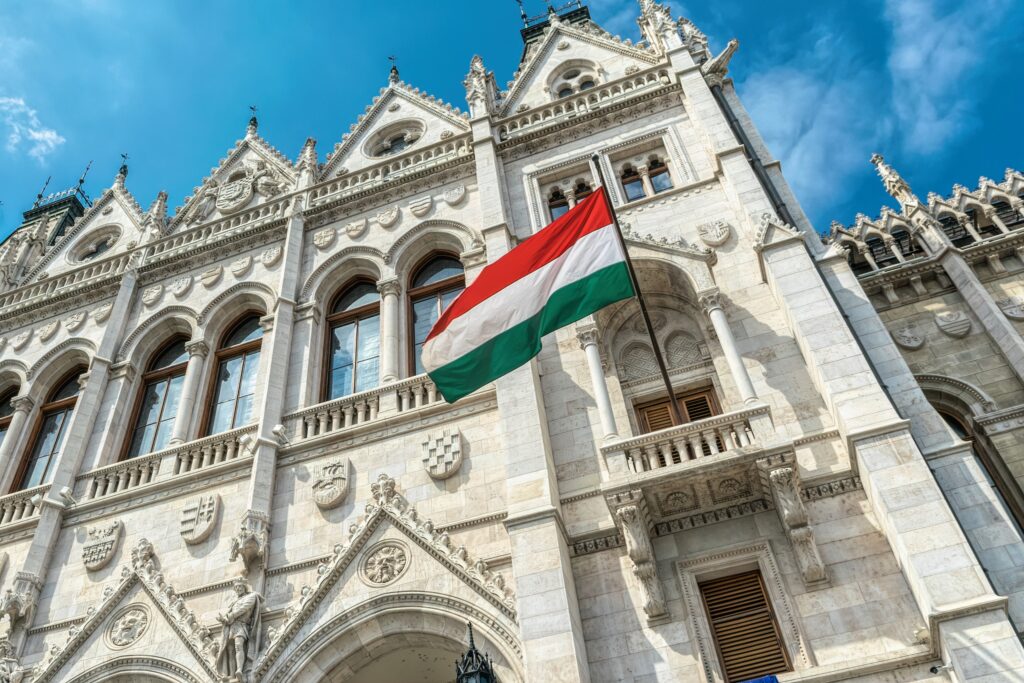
[8, 396, 33, 414]
[575, 323, 601, 350]
[184, 340, 209, 359]
[376, 277, 401, 298]
[983, 205, 996, 218]
[697, 288, 722, 316]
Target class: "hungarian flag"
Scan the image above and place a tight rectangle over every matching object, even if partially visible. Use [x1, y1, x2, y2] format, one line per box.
[422, 187, 635, 402]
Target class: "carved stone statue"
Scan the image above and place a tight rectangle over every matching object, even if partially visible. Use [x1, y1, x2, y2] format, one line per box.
[0, 638, 25, 683]
[615, 503, 667, 619]
[216, 578, 263, 682]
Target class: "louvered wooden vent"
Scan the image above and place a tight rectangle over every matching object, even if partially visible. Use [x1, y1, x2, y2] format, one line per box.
[637, 390, 721, 464]
[699, 570, 791, 683]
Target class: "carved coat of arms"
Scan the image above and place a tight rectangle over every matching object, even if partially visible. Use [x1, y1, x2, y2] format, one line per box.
[82, 520, 123, 571]
[312, 460, 349, 510]
[180, 494, 221, 545]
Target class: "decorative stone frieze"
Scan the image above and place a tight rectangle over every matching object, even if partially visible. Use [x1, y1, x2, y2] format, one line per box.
[311, 459, 349, 510]
[409, 196, 433, 217]
[180, 494, 221, 545]
[375, 206, 400, 228]
[312, 227, 336, 250]
[443, 185, 467, 206]
[170, 275, 192, 298]
[92, 303, 113, 324]
[62, 311, 87, 332]
[345, 219, 367, 238]
[606, 490, 668, 620]
[422, 428, 463, 480]
[261, 245, 282, 266]
[82, 520, 124, 572]
[37, 321, 58, 342]
[230, 256, 253, 277]
[935, 310, 971, 338]
[10, 331, 31, 351]
[200, 265, 223, 288]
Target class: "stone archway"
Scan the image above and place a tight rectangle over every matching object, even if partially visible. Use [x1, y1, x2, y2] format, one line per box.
[330, 630, 468, 683]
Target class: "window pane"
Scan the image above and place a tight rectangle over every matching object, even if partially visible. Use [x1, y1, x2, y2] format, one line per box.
[0, 390, 16, 420]
[234, 394, 255, 427]
[0, 427, 5, 450]
[355, 357, 379, 393]
[23, 410, 68, 488]
[331, 366, 354, 398]
[332, 282, 380, 313]
[331, 322, 357, 372]
[50, 374, 82, 402]
[138, 380, 167, 427]
[550, 203, 569, 220]
[126, 422, 157, 459]
[651, 170, 673, 193]
[357, 315, 380, 361]
[153, 419, 176, 453]
[209, 402, 235, 436]
[150, 340, 188, 371]
[412, 257, 463, 288]
[623, 178, 645, 201]
[163, 374, 184, 418]
[440, 287, 462, 310]
[412, 296, 440, 375]
[209, 356, 242, 434]
[223, 316, 263, 348]
[233, 351, 260, 427]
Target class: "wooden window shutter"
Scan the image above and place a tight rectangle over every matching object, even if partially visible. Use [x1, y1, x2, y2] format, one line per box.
[699, 570, 791, 683]
[682, 393, 714, 422]
[640, 402, 675, 433]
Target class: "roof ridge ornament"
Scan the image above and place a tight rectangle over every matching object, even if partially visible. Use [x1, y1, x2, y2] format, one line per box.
[247, 105, 258, 138]
[871, 153, 918, 209]
[388, 56, 400, 85]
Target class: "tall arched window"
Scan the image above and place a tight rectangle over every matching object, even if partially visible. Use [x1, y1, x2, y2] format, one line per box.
[123, 338, 188, 459]
[205, 315, 263, 435]
[0, 387, 18, 449]
[16, 368, 85, 490]
[409, 255, 465, 375]
[326, 281, 381, 399]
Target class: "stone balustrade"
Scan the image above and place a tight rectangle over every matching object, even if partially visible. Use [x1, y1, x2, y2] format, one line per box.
[309, 137, 473, 207]
[0, 252, 132, 320]
[147, 197, 290, 263]
[496, 67, 672, 141]
[0, 484, 49, 527]
[602, 404, 772, 474]
[169, 425, 256, 476]
[82, 453, 161, 500]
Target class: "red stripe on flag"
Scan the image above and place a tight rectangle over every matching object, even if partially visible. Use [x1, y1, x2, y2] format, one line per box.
[425, 187, 613, 341]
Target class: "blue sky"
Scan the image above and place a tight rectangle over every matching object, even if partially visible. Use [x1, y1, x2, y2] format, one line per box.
[1, 0, 1021, 240]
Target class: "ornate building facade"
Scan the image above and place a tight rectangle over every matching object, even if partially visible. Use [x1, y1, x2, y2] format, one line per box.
[0, 2, 1021, 681]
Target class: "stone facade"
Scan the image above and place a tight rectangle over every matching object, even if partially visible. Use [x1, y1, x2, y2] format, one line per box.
[0, 2, 1019, 682]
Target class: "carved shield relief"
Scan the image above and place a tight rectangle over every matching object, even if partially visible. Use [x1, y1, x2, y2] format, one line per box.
[82, 520, 123, 571]
[312, 459, 349, 510]
[180, 494, 221, 545]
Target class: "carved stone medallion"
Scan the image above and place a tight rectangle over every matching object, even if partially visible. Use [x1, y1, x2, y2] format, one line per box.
[709, 476, 750, 504]
[215, 177, 254, 213]
[345, 219, 367, 239]
[362, 542, 409, 585]
[313, 227, 336, 250]
[107, 604, 150, 648]
[935, 310, 971, 338]
[312, 459, 349, 510]
[443, 185, 466, 206]
[660, 487, 699, 515]
[93, 303, 113, 324]
[170, 276, 193, 298]
[996, 296, 1024, 320]
[180, 494, 221, 545]
[141, 285, 163, 307]
[409, 196, 433, 217]
[422, 428, 463, 480]
[201, 265, 223, 288]
[375, 207, 400, 228]
[63, 312, 87, 332]
[697, 220, 731, 247]
[261, 246, 283, 267]
[37, 321, 58, 342]
[82, 520, 123, 571]
[891, 326, 924, 350]
[11, 331, 31, 351]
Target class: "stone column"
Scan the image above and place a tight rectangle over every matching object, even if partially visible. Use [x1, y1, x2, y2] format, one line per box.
[699, 289, 758, 404]
[377, 277, 401, 383]
[576, 323, 618, 442]
[857, 244, 879, 270]
[984, 206, 1010, 234]
[288, 302, 321, 411]
[884, 236, 905, 263]
[637, 165, 655, 198]
[958, 214, 983, 242]
[168, 340, 208, 446]
[0, 396, 34, 491]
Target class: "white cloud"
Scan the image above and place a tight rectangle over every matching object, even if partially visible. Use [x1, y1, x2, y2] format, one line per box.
[883, 0, 1011, 154]
[0, 97, 65, 163]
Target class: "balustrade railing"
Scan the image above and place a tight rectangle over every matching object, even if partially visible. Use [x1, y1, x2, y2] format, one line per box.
[603, 405, 770, 474]
[0, 484, 49, 526]
[309, 138, 472, 207]
[82, 453, 161, 500]
[497, 68, 671, 141]
[0, 252, 132, 316]
[148, 197, 290, 263]
[171, 426, 255, 476]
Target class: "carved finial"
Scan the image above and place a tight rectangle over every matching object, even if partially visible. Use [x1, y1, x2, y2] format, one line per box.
[870, 153, 917, 208]
[637, 0, 678, 52]
[247, 105, 258, 136]
[388, 56, 400, 85]
[464, 55, 496, 118]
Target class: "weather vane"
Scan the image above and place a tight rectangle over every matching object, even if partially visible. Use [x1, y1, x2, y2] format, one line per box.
[249, 105, 258, 117]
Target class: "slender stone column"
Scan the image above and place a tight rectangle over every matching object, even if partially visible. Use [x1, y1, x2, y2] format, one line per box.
[0, 396, 34, 491]
[858, 244, 879, 270]
[885, 236, 905, 263]
[958, 214, 983, 242]
[377, 277, 401, 383]
[638, 165, 655, 198]
[168, 340, 209, 446]
[699, 289, 758, 404]
[576, 324, 617, 442]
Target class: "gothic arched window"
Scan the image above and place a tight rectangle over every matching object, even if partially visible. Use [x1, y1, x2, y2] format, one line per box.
[649, 158, 673, 194]
[890, 229, 923, 259]
[16, 367, 85, 490]
[204, 315, 263, 436]
[939, 214, 974, 247]
[620, 165, 645, 202]
[123, 338, 188, 459]
[409, 255, 465, 375]
[0, 387, 18, 450]
[865, 236, 897, 268]
[326, 281, 381, 399]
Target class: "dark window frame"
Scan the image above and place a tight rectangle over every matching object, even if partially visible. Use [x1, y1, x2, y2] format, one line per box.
[120, 336, 189, 461]
[406, 254, 465, 377]
[322, 279, 382, 401]
[199, 313, 264, 437]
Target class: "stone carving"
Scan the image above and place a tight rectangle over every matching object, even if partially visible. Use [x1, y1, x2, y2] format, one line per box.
[311, 459, 349, 510]
[261, 246, 282, 267]
[710, 476, 750, 504]
[92, 303, 113, 324]
[0, 572, 41, 633]
[375, 207, 400, 228]
[170, 276, 193, 298]
[215, 161, 284, 215]
[443, 185, 467, 206]
[422, 428, 463, 480]
[767, 466, 827, 585]
[0, 638, 26, 683]
[463, 54, 496, 117]
[409, 196, 433, 217]
[362, 542, 409, 585]
[387, 102, 400, 112]
[82, 520, 123, 572]
[660, 488, 698, 515]
[11, 332, 31, 351]
[201, 265, 223, 288]
[871, 153, 916, 207]
[180, 494, 221, 545]
[892, 326, 925, 350]
[625, 64, 641, 75]
[996, 296, 1024, 320]
[141, 285, 163, 307]
[37, 321, 58, 342]
[215, 577, 263, 683]
[935, 310, 971, 338]
[345, 219, 367, 238]
[229, 510, 269, 571]
[614, 498, 667, 620]
[312, 227, 336, 250]
[107, 605, 150, 647]
[230, 256, 253, 277]
[697, 220, 731, 247]
[440, 129, 454, 140]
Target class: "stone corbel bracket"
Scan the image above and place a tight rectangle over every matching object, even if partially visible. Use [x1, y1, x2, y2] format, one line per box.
[757, 459, 829, 588]
[606, 490, 669, 622]
[229, 510, 270, 572]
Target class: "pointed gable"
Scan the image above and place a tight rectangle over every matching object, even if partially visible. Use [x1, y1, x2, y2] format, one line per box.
[318, 79, 470, 181]
[170, 124, 296, 231]
[498, 18, 659, 116]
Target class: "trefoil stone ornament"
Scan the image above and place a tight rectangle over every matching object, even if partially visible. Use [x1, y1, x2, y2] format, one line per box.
[82, 520, 123, 572]
[107, 604, 150, 648]
[375, 206, 400, 229]
[935, 310, 971, 338]
[891, 325, 925, 350]
[180, 494, 221, 545]
[313, 227, 336, 250]
[697, 220, 731, 247]
[996, 295, 1024, 320]
[312, 459, 349, 510]
[422, 428, 463, 480]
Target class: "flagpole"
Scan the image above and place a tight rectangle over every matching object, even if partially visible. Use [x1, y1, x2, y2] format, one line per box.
[591, 154, 684, 425]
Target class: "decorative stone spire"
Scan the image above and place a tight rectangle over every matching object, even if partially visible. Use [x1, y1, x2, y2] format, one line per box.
[463, 55, 497, 118]
[143, 190, 168, 244]
[702, 38, 739, 88]
[296, 137, 318, 186]
[870, 153, 917, 209]
[637, 0, 680, 53]
[247, 105, 258, 138]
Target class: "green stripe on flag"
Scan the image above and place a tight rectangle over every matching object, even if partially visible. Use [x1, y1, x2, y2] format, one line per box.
[428, 261, 634, 402]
